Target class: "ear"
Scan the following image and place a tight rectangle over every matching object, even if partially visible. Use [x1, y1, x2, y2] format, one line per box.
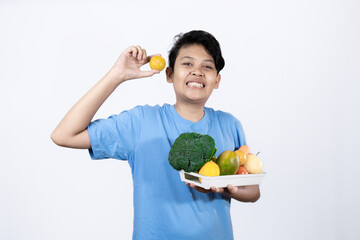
[214, 74, 221, 89]
[166, 67, 174, 83]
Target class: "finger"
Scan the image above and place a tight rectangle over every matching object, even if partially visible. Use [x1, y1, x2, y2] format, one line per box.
[226, 184, 237, 194]
[138, 49, 149, 65]
[211, 186, 224, 194]
[189, 183, 212, 193]
[142, 49, 147, 62]
[125, 45, 135, 54]
[146, 53, 162, 63]
[196, 187, 212, 193]
[189, 183, 199, 190]
[139, 69, 160, 78]
[128, 46, 139, 58]
[135, 45, 144, 60]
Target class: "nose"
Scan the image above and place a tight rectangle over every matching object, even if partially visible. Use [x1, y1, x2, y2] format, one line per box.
[190, 68, 204, 77]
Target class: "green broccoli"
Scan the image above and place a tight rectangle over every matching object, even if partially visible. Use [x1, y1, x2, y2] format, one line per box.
[168, 132, 217, 172]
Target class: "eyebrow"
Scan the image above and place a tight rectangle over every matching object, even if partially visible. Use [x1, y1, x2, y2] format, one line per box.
[181, 56, 214, 63]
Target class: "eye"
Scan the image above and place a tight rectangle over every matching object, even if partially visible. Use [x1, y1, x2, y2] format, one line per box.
[204, 65, 214, 69]
[182, 62, 192, 66]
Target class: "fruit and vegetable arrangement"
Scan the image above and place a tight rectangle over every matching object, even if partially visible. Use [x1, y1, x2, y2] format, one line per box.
[169, 132, 264, 183]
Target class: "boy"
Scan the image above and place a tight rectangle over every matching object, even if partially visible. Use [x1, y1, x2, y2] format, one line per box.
[51, 30, 260, 240]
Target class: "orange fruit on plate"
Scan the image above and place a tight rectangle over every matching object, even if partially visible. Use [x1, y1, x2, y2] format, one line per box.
[239, 145, 250, 155]
[235, 150, 247, 165]
[149, 56, 166, 71]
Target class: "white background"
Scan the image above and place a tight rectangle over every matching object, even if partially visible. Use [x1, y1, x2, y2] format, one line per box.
[1, 1, 360, 239]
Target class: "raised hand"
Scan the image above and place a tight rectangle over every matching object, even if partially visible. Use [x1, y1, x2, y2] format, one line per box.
[111, 45, 161, 83]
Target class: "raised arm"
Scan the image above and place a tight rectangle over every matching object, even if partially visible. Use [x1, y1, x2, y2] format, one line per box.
[51, 46, 159, 149]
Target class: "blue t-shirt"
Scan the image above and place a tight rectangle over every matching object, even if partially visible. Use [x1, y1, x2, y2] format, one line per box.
[88, 104, 246, 240]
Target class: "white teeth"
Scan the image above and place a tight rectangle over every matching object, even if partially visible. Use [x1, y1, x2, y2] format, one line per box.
[187, 82, 204, 88]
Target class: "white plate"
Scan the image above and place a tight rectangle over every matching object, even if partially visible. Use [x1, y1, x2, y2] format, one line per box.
[179, 170, 266, 189]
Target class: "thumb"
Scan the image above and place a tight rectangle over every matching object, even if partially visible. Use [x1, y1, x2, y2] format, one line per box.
[139, 69, 160, 78]
[227, 184, 237, 194]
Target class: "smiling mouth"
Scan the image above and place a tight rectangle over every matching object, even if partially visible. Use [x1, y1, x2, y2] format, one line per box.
[186, 81, 205, 88]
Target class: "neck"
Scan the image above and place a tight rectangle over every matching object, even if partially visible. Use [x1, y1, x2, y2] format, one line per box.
[174, 102, 205, 122]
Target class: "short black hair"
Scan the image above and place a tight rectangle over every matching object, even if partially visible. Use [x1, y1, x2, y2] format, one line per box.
[168, 30, 225, 74]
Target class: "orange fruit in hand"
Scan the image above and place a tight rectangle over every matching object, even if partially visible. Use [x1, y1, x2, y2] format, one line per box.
[149, 56, 166, 71]
[239, 145, 250, 155]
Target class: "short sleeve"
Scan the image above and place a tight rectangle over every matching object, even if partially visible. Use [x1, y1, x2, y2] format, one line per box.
[87, 107, 142, 160]
[234, 117, 247, 148]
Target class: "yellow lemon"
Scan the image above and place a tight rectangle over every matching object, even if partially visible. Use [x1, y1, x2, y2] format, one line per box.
[198, 160, 220, 183]
[149, 56, 166, 71]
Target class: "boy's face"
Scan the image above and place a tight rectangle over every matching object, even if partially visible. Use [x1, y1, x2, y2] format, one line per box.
[166, 44, 221, 106]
